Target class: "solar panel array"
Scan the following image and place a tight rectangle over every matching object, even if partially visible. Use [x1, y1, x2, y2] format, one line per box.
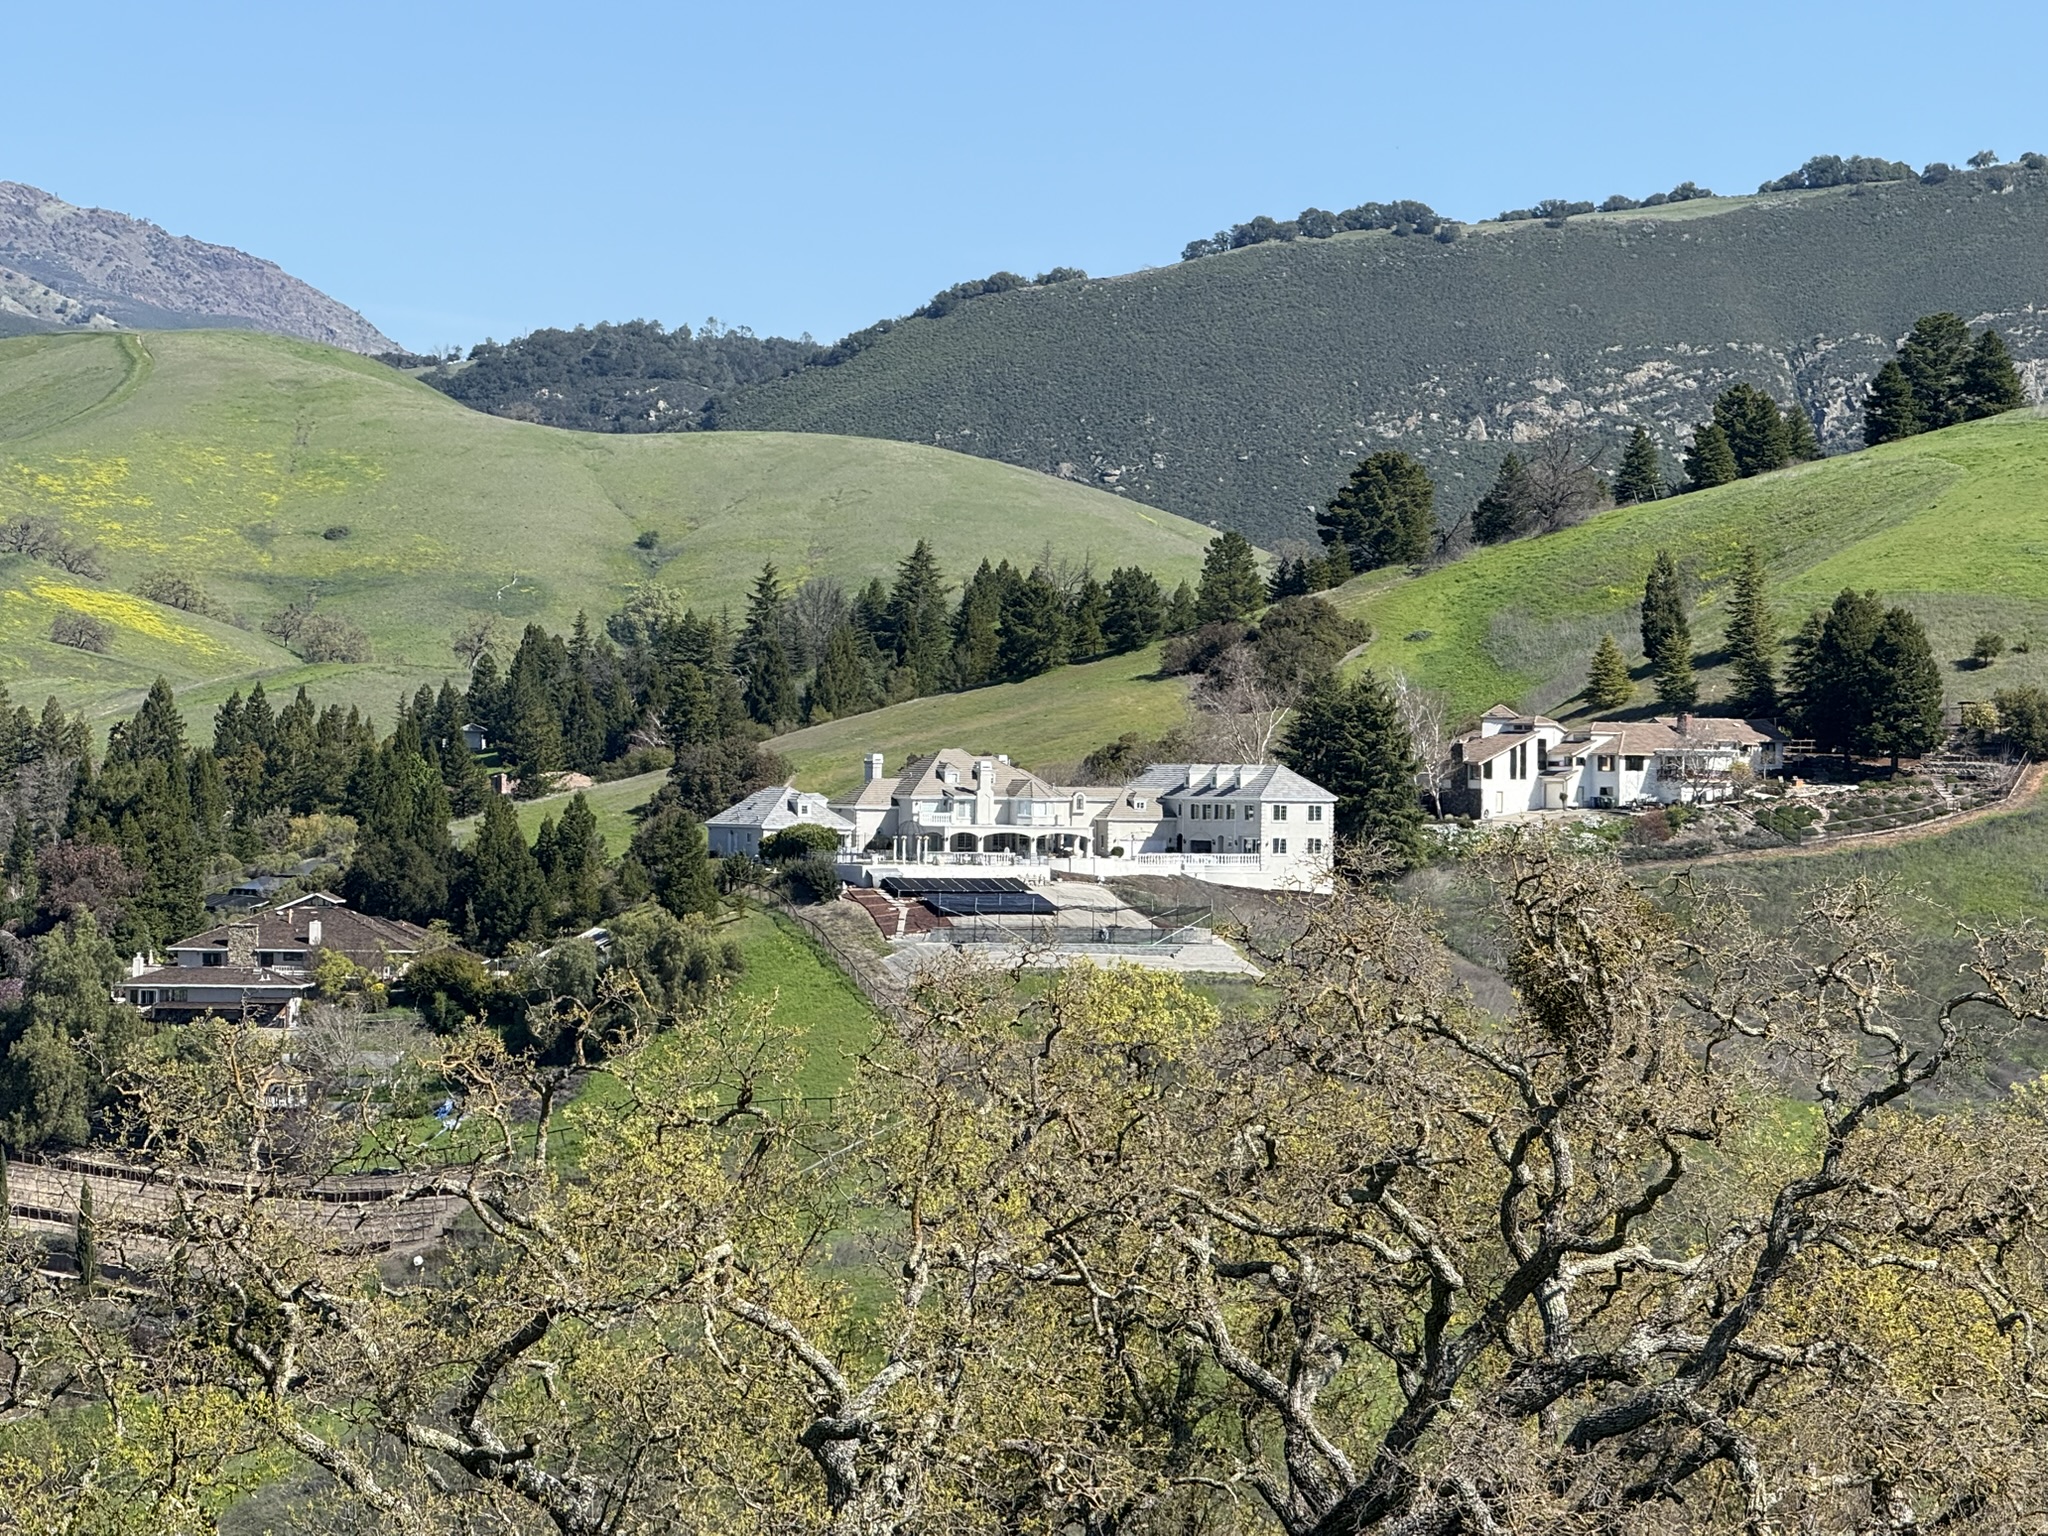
[880, 876, 1032, 896]
[920, 891, 1059, 917]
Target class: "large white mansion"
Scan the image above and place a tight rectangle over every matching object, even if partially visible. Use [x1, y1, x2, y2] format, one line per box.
[1452, 706, 1781, 819]
[709, 748, 1338, 891]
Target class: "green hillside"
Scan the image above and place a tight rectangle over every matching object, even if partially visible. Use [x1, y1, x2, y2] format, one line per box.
[1337, 408, 2048, 719]
[0, 330, 1217, 724]
[714, 171, 2048, 545]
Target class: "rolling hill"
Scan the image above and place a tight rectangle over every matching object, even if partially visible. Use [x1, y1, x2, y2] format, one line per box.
[1336, 405, 2048, 721]
[711, 171, 2048, 546]
[0, 329, 1217, 724]
[0, 182, 394, 351]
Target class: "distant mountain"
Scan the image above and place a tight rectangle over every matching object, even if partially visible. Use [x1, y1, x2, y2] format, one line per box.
[710, 167, 2048, 545]
[0, 182, 393, 352]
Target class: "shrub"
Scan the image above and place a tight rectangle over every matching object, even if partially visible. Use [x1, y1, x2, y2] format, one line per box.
[322, 525, 351, 540]
[49, 612, 112, 652]
[634, 529, 661, 550]
[785, 852, 843, 903]
[1972, 632, 2005, 667]
[400, 947, 493, 1034]
[133, 570, 241, 625]
[760, 823, 844, 862]
[1625, 808, 1672, 845]
[291, 612, 373, 663]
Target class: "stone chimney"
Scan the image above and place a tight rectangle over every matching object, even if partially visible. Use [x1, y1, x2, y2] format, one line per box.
[226, 920, 257, 970]
[865, 751, 886, 783]
[1676, 712, 1692, 736]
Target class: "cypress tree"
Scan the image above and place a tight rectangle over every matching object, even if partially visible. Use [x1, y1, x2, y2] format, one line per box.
[1898, 312, 1974, 428]
[1317, 451, 1435, 572]
[1961, 328, 2027, 419]
[1724, 545, 1778, 715]
[1682, 422, 1739, 490]
[1782, 403, 1821, 461]
[1862, 359, 1921, 445]
[1194, 532, 1264, 623]
[460, 793, 549, 953]
[1585, 633, 1633, 711]
[1614, 427, 1664, 506]
[1473, 452, 1533, 542]
[1277, 670, 1422, 864]
[1161, 580, 1200, 636]
[742, 631, 798, 729]
[1640, 551, 1687, 671]
[1865, 607, 1944, 766]
[1103, 566, 1165, 653]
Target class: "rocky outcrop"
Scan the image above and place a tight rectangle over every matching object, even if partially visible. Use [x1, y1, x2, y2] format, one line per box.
[0, 182, 394, 352]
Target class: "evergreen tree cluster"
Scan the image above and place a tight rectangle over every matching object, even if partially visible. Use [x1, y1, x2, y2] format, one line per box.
[1317, 451, 1436, 573]
[1782, 591, 1944, 763]
[1682, 383, 1819, 491]
[1277, 670, 1423, 864]
[1862, 313, 2028, 446]
[1638, 551, 1697, 710]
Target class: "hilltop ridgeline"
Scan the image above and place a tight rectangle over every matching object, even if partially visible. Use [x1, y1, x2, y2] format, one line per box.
[0, 182, 394, 352]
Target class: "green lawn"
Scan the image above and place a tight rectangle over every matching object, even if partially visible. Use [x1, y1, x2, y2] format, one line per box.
[0, 330, 1217, 728]
[1335, 409, 2048, 720]
[452, 771, 667, 855]
[771, 644, 1190, 795]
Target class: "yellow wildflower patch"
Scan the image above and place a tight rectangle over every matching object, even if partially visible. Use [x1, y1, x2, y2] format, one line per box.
[28, 577, 235, 661]
[3, 455, 153, 515]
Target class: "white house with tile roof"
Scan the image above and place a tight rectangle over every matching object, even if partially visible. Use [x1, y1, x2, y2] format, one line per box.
[1453, 706, 1781, 819]
[705, 784, 857, 858]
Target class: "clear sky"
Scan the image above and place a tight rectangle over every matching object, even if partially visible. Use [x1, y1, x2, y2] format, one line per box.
[10, 0, 2043, 352]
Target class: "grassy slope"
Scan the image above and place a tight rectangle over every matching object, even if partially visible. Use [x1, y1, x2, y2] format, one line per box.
[1336, 410, 2048, 719]
[716, 172, 2048, 544]
[452, 771, 668, 856]
[0, 330, 1216, 726]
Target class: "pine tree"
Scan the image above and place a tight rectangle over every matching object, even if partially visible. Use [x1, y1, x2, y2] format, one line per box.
[1865, 607, 1944, 766]
[1317, 451, 1436, 572]
[632, 807, 718, 920]
[1472, 452, 1533, 543]
[1779, 610, 1827, 738]
[1277, 670, 1422, 863]
[1614, 427, 1664, 506]
[1067, 575, 1110, 658]
[1898, 312, 1974, 428]
[1724, 545, 1778, 715]
[804, 621, 875, 723]
[75, 1179, 97, 1292]
[1799, 589, 1886, 757]
[1862, 359, 1921, 445]
[460, 793, 549, 953]
[1161, 580, 1200, 636]
[1195, 532, 1264, 624]
[1265, 555, 1310, 602]
[950, 560, 1013, 686]
[1655, 643, 1698, 711]
[1712, 384, 1791, 478]
[1782, 403, 1821, 461]
[551, 792, 605, 929]
[1682, 422, 1738, 490]
[1961, 328, 2028, 419]
[742, 631, 798, 729]
[1639, 551, 1688, 672]
[997, 570, 1072, 681]
[1585, 633, 1633, 711]
[886, 540, 952, 694]
[1103, 566, 1165, 653]
[344, 749, 456, 925]
[126, 676, 186, 767]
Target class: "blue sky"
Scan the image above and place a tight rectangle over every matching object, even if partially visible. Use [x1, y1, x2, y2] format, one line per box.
[10, 0, 2043, 351]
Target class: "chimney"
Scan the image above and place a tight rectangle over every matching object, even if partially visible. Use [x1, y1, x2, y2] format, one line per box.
[865, 751, 886, 783]
[977, 755, 995, 783]
[307, 918, 323, 948]
[1188, 764, 1214, 790]
[1676, 712, 1692, 736]
[226, 920, 257, 971]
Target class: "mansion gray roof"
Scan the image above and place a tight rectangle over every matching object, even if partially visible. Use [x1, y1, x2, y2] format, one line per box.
[1125, 763, 1336, 801]
[709, 784, 855, 832]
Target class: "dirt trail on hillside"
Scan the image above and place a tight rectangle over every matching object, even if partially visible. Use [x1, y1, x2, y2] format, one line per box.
[1679, 762, 2046, 868]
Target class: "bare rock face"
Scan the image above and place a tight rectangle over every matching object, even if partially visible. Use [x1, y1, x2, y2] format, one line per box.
[0, 182, 395, 352]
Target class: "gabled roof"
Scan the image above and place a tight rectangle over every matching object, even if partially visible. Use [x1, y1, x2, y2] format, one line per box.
[837, 749, 1063, 809]
[166, 904, 430, 960]
[708, 783, 855, 832]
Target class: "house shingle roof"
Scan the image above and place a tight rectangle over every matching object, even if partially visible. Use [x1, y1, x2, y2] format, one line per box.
[708, 784, 855, 832]
[168, 905, 429, 966]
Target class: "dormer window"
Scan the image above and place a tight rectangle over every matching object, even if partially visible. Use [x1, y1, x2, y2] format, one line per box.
[1134, 797, 1146, 810]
